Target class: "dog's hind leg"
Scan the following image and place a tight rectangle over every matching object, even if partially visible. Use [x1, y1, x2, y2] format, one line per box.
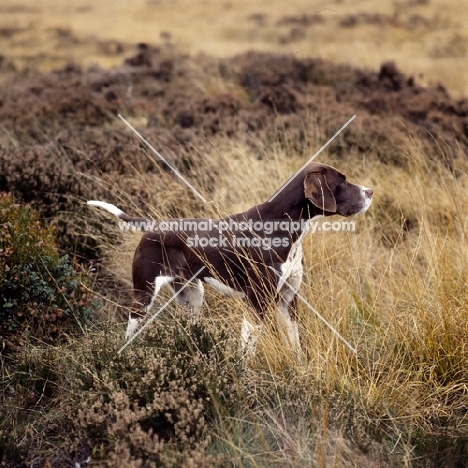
[239, 290, 265, 356]
[127, 276, 174, 340]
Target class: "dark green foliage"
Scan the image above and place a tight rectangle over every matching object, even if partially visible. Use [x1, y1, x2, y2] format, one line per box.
[0, 193, 97, 343]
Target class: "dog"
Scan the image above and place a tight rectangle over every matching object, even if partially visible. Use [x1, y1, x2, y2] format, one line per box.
[88, 162, 373, 354]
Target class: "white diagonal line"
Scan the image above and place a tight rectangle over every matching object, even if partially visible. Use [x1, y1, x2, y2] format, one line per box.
[118, 114, 207, 203]
[295, 288, 357, 353]
[118, 266, 205, 354]
[269, 115, 356, 202]
[271, 268, 357, 353]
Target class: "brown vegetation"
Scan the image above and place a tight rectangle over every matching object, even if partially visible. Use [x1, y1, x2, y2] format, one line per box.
[1, 1, 468, 465]
[0, 45, 467, 261]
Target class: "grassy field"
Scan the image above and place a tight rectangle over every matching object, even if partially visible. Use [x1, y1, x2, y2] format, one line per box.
[1, 0, 468, 466]
[1, 0, 467, 95]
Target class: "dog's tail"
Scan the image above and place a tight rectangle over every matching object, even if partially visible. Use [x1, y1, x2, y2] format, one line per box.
[87, 201, 149, 225]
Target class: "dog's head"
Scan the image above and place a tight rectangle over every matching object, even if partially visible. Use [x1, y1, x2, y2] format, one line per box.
[303, 163, 373, 217]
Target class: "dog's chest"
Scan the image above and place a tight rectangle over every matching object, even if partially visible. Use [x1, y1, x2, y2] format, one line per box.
[277, 218, 316, 293]
[285, 237, 305, 273]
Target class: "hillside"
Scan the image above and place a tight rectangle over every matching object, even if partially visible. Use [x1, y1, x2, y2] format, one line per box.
[1, 1, 468, 467]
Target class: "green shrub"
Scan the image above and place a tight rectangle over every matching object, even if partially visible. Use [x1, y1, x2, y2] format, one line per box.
[0, 193, 97, 343]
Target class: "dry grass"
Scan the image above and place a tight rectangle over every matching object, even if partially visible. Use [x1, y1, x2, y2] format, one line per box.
[67, 128, 468, 466]
[2, 123, 468, 465]
[1, 1, 468, 464]
[1, 0, 467, 95]
[1, 56, 467, 462]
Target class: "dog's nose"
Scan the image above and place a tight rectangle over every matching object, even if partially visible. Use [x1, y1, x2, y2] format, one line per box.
[365, 189, 373, 198]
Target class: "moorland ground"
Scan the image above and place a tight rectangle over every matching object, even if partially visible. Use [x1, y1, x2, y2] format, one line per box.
[1, 1, 468, 467]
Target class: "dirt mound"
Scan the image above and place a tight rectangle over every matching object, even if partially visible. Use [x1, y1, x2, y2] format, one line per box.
[0, 45, 467, 257]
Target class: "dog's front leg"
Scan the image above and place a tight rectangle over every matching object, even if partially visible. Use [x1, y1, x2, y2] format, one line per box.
[276, 297, 302, 358]
[172, 279, 204, 325]
[240, 315, 263, 356]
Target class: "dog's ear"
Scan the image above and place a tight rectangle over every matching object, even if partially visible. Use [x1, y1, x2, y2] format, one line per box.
[304, 171, 337, 213]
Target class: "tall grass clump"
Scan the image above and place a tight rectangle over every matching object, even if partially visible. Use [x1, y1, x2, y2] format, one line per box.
[276, 139, 468, 465]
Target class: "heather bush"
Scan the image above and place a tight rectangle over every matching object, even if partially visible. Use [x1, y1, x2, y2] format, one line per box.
[0, 193, 97, 344]
[67, 321, 239, 467]
[1, 318, 241, 467]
